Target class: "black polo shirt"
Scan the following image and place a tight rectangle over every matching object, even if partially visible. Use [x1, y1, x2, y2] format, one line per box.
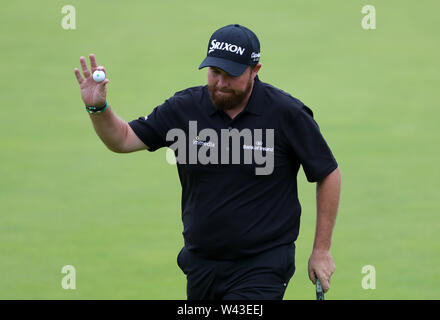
[128, 76, 338, 260]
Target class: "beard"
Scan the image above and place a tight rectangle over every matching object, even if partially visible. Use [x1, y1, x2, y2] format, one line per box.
[208, 74, 253, 111]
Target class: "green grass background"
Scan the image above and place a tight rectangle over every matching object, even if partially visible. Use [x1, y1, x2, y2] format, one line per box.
[0, 0, 438, 299]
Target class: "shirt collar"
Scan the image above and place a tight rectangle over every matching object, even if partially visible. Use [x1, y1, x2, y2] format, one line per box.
[206, 76, 263, 117]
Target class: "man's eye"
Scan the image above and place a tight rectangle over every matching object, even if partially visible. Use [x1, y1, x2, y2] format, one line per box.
[212, 68, 223, 74]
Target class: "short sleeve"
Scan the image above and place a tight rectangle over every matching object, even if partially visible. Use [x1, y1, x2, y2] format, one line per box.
[128, 95, 185, 152]
[282, 104, 338, 182]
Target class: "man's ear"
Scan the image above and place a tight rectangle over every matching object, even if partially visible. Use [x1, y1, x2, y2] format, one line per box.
[252, 63, 262, 78]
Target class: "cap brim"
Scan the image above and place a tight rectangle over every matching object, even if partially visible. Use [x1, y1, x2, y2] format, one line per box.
[198, 56, 249, 77]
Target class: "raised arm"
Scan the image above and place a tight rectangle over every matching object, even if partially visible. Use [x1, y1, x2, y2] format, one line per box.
[74, 54, 148, 153]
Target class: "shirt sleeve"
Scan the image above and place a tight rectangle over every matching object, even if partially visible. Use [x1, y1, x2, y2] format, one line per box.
[128, 96, 183, 152]
[281, 103, 338, 182]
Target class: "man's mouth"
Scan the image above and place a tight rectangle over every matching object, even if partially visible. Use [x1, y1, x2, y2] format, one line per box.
[217, 89, 234, 94]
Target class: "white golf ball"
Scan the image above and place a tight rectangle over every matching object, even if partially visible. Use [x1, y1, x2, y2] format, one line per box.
[92, 70, 106, 82]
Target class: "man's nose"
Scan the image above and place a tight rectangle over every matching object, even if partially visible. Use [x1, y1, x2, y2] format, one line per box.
[217, 74, 229, 88]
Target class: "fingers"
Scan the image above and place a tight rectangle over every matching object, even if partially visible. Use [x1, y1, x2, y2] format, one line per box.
[308, 264, 333, 292]
[76, 54, 108, 82]
[320, 275, 331, 293]
[308, 266, 316, 284]
[308, 250, 336, 293]
[314, 271, 332, 293]
[74, 68, 84, 84]
[96, 66, 108, 87]
[89, 53, 98, 72]
[96, 65, 107, 74]
[80, 56, 91, 78]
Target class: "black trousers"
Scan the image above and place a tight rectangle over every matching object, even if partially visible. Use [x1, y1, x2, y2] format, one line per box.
[177, 243, 296, 300]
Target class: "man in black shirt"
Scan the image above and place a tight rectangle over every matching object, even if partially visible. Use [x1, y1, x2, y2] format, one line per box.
[74, 24, 341, 300]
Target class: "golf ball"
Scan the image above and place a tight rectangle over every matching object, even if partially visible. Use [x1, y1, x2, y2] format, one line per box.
[92, 70, 106, 82]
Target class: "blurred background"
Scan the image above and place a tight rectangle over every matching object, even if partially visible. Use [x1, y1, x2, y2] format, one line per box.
[0, 0, 438, 299]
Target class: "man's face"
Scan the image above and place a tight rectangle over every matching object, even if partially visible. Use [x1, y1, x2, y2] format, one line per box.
[207, 66, 256, 111]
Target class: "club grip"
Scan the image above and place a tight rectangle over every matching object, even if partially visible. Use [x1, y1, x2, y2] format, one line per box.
[316, 278, 325, 300]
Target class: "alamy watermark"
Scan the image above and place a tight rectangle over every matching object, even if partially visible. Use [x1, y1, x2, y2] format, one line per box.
[61, 5, 76, 30]
[165, 121, 275, 175]
[361, 265, 376, 289]
[61, 265, 76, 290]
[361, 5, 376, 30]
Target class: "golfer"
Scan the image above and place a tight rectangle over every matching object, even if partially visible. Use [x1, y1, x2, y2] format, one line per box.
[74, 24, 341, 300]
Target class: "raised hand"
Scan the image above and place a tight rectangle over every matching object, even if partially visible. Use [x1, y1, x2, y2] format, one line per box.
[74, 54, 109, 107]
